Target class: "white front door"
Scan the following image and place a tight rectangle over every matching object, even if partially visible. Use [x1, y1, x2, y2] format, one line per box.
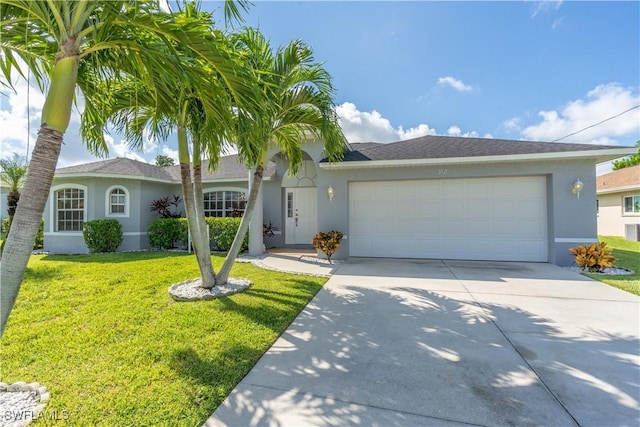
[285, 187, 317, 245]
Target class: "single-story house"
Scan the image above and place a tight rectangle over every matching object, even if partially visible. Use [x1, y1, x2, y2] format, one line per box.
[0, 183, 9, 225]
[596, 164, 640, 240]
[43, 135, 635, 266]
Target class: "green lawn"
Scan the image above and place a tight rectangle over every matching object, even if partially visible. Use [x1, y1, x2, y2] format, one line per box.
[582, 236, 640, 296]
[1, 252, 325, 426]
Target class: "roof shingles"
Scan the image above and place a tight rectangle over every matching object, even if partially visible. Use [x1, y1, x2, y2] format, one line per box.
[336, 135, 625, 162]
[55, 155, 275, 182]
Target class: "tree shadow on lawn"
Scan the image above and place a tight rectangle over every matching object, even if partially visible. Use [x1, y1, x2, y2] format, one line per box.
[40, 251, 192, 264]
[193, 282, 639, 427]
[214, 279, 324, 332]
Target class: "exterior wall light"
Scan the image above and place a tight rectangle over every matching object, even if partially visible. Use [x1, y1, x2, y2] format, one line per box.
[571, 179, 584, 199]
[327, 185, 335, 202]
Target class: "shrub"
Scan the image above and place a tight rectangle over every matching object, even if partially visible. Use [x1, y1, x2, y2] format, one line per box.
[148, 218, 188, 250]
[570, 242, 616, 272]
[34, 218, 44, 249]
[150, 195, 182, 218]
[206, 217, 247, 252]
[2, 218, 43, 249]
[312, 230, 344, 263]
[83, 219, 123, 253]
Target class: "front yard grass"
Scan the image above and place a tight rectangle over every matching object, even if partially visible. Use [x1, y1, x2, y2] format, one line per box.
[0, 252, 325, 426]
[584, 236, 640, 296]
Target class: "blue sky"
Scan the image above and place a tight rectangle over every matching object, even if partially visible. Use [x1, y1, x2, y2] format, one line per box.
[1, 0, 638, 170]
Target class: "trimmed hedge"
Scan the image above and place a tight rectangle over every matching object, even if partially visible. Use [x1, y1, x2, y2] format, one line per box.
[2, 218, 44, 249]
[148, 218, 188, 250]
[147, 217, 247, 252]
[206, 217, 248, 252]
[83, 219, 123, 253]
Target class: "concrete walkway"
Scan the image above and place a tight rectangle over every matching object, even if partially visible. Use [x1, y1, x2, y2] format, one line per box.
[206, 257, 640, 427]
[238, 248, 339, 277]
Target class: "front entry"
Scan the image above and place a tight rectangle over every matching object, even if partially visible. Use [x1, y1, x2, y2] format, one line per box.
[284, 187, 317, 245]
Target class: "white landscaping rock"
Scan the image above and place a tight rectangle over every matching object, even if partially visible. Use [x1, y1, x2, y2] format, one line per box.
[168, 277, 252, 301]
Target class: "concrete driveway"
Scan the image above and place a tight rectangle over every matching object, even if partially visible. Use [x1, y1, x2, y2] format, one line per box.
[206, 258, 640, 427]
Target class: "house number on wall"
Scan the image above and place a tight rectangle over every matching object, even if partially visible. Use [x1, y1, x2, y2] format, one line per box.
[437, 169, 448, 175]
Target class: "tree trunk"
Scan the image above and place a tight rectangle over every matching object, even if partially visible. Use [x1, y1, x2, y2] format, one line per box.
[216, 159, 264, 286]
[176, 124, 216, 289]
[191, 142, 216, 288]
[1, 127, 62, 336]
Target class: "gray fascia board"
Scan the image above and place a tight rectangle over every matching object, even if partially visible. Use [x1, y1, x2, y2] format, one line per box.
[55, 173, 252, 184]
[319, 148, 638, 170]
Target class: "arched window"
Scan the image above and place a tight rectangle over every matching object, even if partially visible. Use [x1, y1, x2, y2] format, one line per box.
[55, 187, 85, 231]
[203, 191, 246, 217]
[106, 186, 129, 217]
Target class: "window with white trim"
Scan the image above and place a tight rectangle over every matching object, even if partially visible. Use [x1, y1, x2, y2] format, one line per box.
[203, 191, 246, 217]
[623, 195, 640, 214]
[56, 188, 85, 231]
[106, 186, 129, 217]
[110, 188, 126, 214]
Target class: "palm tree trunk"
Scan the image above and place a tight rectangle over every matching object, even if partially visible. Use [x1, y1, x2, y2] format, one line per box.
[192, 141, 217, 288]
[216, 149, 266, 286]
[177, 123, 216, 289]
[1, 127, 62, 336]
[1, 51, 77, 336]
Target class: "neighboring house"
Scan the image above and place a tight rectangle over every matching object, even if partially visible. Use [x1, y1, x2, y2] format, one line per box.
[596, 164, 640, 240]
[44, 135, 635, 266]
[0, 183, 8, 225]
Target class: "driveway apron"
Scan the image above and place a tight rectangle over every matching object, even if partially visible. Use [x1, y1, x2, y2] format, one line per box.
[206, 258, 640, 427]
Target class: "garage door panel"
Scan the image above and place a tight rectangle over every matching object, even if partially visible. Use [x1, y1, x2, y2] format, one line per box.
[518, 199, 546, 217]
[464, 220, 493, 235]
[518, 219, 547, 237]
[442, 181, 466, 199]
[441, 200, 465, 218]
[349, 177, 548, 262]
[416, 202, 440, 218]
[415, 184, 441, 199]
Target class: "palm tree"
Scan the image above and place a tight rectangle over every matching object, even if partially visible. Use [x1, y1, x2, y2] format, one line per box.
[0, 153, 27, 226]
[0, 0, 252, 335]
[82, 3, 249, 289]
[215, 28, 347, 286]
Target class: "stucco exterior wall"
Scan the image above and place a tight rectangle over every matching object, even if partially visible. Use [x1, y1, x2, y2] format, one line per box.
[597, 191, 640, 237]
[43, 176, 254, 254]
[315, 157, 599, 266]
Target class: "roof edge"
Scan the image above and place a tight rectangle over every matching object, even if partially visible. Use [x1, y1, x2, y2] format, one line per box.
[320, 148, 637, 170]
[597, 184, 640, 195]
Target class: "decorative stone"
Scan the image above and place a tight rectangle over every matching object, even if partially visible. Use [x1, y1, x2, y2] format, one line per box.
[0, 381, 49, 426]
[168, 277, 252, 302]
[7, 381, 26, 391]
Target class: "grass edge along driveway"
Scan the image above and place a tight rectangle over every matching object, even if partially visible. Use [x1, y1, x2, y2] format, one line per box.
[583, 235, 640, 296]
[1, 252, 326, 426]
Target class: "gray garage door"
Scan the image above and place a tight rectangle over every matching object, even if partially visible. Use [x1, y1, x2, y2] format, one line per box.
[348, 176, 548, 261]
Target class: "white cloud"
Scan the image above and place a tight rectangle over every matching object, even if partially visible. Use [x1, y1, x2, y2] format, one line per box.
[521, 83, 640, 145]
[528, 0, 563, 17]
[0, 78, 45, 159]
[503, 117, 521, 132]
[161, 145, 179, 163]
[437, 76, 473, 93]
[398, 124, 437, 140]
[446, 125, 492, 139]
[552, 17, 564, 30]
[336, 102, 436, 143]
[335, 102, 493, 143]
[105, 135, 147, 163]
[447, 126, 462, 136]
